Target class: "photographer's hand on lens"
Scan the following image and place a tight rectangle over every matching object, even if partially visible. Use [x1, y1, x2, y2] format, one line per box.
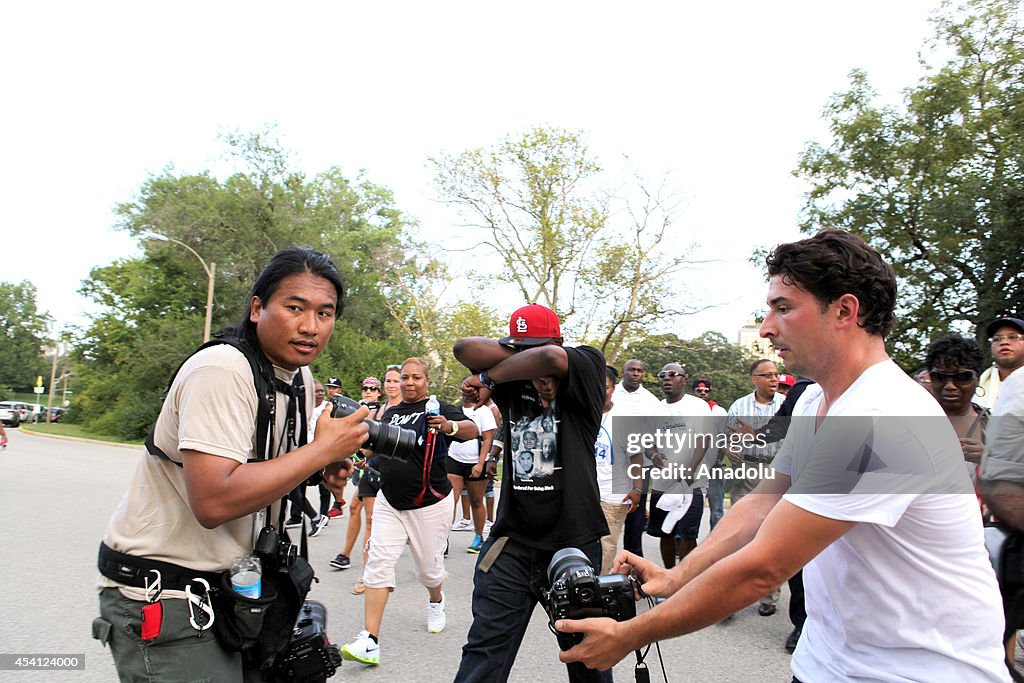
[611, 551, 673, 599]
[555, 617, 631, 672]
[319, 402, 371, 459]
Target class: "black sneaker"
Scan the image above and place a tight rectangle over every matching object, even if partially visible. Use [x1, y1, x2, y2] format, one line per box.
[310, 515, 330, 537]
[330, 553, 351, 570]
[785, 627, 802, 653]
[285, 518, 302, 529]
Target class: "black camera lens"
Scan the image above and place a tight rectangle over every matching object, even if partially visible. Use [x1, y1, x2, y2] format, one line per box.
[330, 395, 418, 462]
[547, 547, 593, 585]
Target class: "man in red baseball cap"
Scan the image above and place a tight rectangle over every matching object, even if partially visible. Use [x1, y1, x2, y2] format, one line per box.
[453, 304, 611, 682]
[777, 373, 796, 396]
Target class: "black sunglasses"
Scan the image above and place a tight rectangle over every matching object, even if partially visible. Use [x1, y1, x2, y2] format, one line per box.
[693, 386, 710, 392]
[928, 370, 977, 386]
[657, 371, 685, 379]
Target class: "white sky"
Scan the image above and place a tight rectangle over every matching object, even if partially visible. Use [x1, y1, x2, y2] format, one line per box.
[1, 0, 941, 341]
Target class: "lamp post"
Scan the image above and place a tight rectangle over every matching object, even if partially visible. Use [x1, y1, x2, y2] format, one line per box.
[145, 235, 216, 342]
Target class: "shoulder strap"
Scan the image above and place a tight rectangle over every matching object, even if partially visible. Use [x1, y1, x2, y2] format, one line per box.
[144, 335, 278, 466]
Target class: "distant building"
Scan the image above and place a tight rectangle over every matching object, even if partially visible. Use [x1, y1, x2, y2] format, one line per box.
[737, 318, 782, 364]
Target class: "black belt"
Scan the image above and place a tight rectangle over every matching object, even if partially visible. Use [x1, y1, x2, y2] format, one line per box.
[98, 542, 222, 592]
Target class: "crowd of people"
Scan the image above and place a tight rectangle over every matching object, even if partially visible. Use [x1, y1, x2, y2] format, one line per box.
[92, 234, 1024, 683]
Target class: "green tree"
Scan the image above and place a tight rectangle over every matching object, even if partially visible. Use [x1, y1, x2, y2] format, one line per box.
[0, 280, 51, 392]
[432, 127, 697, 359]
[621, 331, 759, 408]
[72, 132, 415, 439]
[795, 0, 1024, 367]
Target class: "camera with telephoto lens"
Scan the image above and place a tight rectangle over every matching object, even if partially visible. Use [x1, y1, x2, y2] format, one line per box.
[254, 526, 298, 569]
[330, 395, 418, 461]
[540, 548, 636, 651]
[273, 600, 342, 682]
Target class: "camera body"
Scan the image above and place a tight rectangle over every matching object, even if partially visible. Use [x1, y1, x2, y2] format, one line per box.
[330, 395, 418, 461]
[254, 526, 298, 569]
[273, 600, 342, 682]
[541, 548, 636, 651]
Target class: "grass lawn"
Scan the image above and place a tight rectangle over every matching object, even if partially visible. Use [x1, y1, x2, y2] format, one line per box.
[19, 422, 142, 446]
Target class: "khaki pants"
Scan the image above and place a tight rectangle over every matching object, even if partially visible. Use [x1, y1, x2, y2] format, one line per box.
[599, 501, 630, 574]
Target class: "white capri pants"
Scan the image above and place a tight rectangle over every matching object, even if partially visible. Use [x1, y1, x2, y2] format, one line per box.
[363, 491, 454, 589]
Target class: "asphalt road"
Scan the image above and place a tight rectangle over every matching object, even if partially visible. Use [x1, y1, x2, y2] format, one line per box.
[0, 429, 796, 682]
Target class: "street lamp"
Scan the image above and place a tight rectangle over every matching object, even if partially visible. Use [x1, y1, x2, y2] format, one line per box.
[144, 234, 216, 342]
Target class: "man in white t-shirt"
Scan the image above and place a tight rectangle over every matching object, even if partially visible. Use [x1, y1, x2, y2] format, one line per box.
[613, 358, 662, 558]
[647, 363, 710, 568]
[595, 367, 643, 573]
[557, 229, 1008, 682]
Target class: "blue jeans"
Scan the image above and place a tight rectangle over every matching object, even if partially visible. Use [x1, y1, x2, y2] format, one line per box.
[455, 537, 614, 683]
[707, 477, 725, 530]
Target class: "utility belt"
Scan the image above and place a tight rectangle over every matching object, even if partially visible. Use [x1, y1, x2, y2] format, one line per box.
[98, 543, 222, 592]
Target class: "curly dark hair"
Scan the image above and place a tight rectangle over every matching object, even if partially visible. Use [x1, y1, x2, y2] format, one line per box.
[766, 229, 896, 338]
[924, 334, 984, 375]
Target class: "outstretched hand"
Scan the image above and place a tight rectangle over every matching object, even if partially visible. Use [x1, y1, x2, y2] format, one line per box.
[555, 617, 630, 671]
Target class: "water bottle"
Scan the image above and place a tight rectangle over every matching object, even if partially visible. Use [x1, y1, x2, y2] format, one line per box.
[425, 394, 440, 433]
[230, 555, 262, 599]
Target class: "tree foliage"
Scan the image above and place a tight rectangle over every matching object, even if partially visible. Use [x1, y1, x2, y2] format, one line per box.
[432, 127, 697, 362]
[71, 132, 416, 439]
[620, 331, 759, 408]
[795, 0, 1024, 367]
[0, 280, 51, 392]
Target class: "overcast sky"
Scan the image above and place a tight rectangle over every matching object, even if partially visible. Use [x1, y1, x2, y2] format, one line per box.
[2, 0, 942, 342]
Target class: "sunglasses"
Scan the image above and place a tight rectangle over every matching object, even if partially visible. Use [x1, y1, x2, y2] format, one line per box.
[693, 386, 710, 393]
[657, 371, 685, 379]
[752, 372, 780, 378]
[361, 386, 379, 391]
[928, 370, 977, 386]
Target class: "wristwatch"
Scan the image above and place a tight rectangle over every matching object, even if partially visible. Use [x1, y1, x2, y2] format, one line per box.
[447, 421, 460, 436]
[479, 371, 496, 390]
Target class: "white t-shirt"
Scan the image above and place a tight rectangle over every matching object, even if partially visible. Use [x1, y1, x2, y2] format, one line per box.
[657, 395, 712, 491]
[595, 404, 623, 504]
[447, 404, 497, 464]
[612, 382, 661, 416]
[982, 367, 1024, 484]
[774, 359, 1007, 682]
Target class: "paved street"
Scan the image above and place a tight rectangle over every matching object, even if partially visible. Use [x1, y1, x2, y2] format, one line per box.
[1, 429, 795, 682]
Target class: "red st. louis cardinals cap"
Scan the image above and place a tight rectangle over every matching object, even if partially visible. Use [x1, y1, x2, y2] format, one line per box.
[499, 304, 562, 348]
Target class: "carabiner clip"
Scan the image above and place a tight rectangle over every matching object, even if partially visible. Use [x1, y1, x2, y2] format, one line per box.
[144, 569, 162, 603]
[186, 578, 215, 635]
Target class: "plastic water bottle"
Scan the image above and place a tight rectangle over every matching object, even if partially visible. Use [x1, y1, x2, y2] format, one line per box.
[425, 394, 440, 433]
[230, 555, 262, 599]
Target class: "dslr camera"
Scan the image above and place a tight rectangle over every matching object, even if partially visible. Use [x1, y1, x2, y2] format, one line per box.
[273, 600, 342, 682]
[540, 548, 636, 651]
[330, 395, 418, 461]
[255, 526, 298, 569]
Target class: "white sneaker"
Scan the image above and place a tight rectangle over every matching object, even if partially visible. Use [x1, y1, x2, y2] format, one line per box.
[341, 630, 380, 665]
[451, 518, 472, 532]
[427, 593, 446, 633]
[483, 520, 493, 534]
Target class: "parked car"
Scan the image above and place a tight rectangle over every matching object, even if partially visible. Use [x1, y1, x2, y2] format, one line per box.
[14, 403, 33, 423]
[0, 402, 22, 427]
[49, 406, 65, 422]
[28, 404, 45, 422]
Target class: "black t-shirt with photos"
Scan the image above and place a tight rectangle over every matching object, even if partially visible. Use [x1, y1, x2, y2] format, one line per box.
[378, 399, 468, 510]
[490, 345, 609, 550]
